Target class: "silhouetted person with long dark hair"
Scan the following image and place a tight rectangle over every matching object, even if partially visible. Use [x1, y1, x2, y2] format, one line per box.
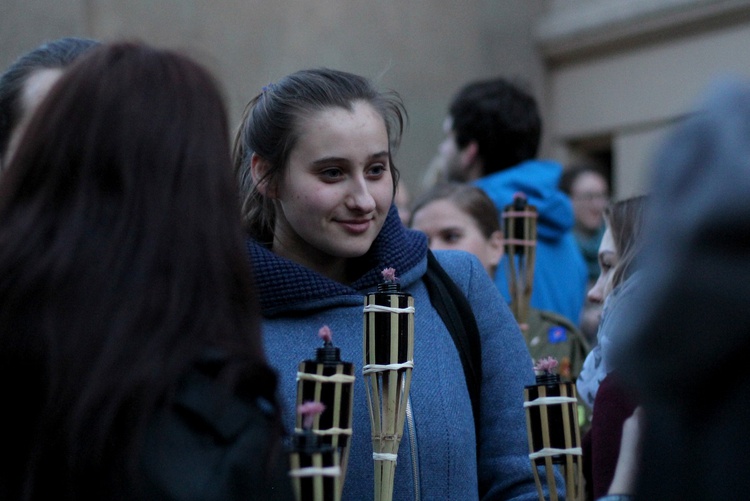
[0, 42, 292, 501]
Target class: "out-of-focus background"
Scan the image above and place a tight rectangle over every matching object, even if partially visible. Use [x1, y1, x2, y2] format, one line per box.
[3, 0, 750, 199]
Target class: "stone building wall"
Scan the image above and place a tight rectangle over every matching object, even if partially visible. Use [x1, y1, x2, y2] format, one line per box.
[1, 0, 545, 196]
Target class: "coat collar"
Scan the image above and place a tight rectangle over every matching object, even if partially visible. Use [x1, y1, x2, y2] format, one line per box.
[247, 205, 427, 315]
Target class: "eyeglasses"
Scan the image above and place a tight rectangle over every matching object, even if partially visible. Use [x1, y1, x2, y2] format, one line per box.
[572, 192, 609, 204]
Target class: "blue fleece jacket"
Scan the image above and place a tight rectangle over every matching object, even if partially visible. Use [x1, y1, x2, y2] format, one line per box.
[474, 160, 587, 325]
[247, 206, 551, 500]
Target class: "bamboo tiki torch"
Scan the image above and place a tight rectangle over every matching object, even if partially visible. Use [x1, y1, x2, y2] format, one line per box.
[502, 192, 538, 327]
[362, 267, 414, 501]
[523, 357, 584, 501]
[289, 402, 342, 501]
[295, 325, 354, 498]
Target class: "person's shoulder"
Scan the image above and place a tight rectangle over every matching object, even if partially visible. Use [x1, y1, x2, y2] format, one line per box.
[141, 357, 293, 500]
[430, 249, 485, 281]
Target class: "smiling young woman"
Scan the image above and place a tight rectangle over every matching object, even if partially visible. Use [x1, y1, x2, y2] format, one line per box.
[250, 100, 394, 283]
[233, 68, 555, 500]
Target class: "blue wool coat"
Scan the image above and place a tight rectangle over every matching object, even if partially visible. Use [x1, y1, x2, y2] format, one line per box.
[248, 206, 550, 501]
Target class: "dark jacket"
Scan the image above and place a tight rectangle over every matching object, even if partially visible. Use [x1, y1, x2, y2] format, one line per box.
[140, 354, 294, 501]
[582, 373, 636, 500]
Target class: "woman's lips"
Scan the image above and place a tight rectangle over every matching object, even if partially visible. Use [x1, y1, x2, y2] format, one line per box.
[338, 219, 372, 234]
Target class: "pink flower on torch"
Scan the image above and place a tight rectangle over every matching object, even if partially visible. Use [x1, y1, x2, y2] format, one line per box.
[318, 325, 333, 344]
[381, 267, 398, 283]
[534, 356, 559, 374]
[513, 191, 528, 203]
[298, 401, 326, 429]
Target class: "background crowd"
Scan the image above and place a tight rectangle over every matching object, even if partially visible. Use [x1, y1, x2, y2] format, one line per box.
[1, 35, 748, 501]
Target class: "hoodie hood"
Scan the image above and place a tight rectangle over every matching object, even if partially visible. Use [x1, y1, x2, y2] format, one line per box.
[474, 159, 574, 241]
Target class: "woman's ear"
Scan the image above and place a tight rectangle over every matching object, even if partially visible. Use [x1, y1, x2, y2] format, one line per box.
[459, 140, 483, 181]
[487, 230, 505, 268]
[250, 153, 276, 198]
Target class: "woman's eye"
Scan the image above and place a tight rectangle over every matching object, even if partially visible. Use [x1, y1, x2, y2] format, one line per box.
[444, 231, 462, 243]
[367, 164, 387, 177]
[320, 168, 343, 180]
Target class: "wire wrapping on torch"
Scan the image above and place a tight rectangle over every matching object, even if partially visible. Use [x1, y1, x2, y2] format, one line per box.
[362, 361, 414, 375]
[288, 466, 342, 478]
[523, 396, 578, 407]
[362, 304, 415, 314]
[294, 427, 353, 437]
[528, 447, 582, 460]
[296, 372, 356, 384]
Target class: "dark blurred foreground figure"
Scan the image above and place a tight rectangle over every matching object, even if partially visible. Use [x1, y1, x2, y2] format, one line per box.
[0, 36, 99, 171]
[0, 42, 293, 501]
[613, 77, 750, 500]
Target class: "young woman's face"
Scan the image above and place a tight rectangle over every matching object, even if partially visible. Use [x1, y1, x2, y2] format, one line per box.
[270, 101, 393, 278]
[571, 172, 609, 233]
[587, 226, 617, 304]
[410, 198, 503, 278]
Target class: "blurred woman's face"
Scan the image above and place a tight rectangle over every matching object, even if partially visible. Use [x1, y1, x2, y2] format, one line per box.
[571, 172, 609, 233]
[410, 198, 503, 277]
[587, 226, 617, 304]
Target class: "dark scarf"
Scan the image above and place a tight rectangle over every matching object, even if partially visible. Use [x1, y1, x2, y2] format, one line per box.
[246, 205, 426, 314]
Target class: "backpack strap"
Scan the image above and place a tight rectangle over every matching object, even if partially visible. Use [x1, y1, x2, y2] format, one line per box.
[423, 250, 482, 447]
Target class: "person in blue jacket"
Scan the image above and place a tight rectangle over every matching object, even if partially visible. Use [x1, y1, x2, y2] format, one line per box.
[426, 77, 587, 326]
[234, 68, 558, 500]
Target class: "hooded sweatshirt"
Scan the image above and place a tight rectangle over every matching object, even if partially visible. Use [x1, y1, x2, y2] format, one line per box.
[247, 206, 552, 501]
[475, 159, 588, 325]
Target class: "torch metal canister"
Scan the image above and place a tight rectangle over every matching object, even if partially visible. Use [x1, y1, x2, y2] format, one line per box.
[295, 327, 354, 497]
[289, 402, 342, 501]
[523, 371, 583, 501]
[362, 271, 414, 501]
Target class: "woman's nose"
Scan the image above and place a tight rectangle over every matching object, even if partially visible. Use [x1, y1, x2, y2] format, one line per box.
[346, 179, 376, 212]
[587, 277, 604, 304]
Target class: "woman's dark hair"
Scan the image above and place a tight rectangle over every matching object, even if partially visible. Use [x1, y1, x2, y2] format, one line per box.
[448, 76, 541, 175]
[559, 164, 610, 196]
[0, 42, 277, 499]
[232, 68, 407, 243]
[409, 181, 501, 238]
[0, 37, 99, 169]
[606, 195, 649, 288]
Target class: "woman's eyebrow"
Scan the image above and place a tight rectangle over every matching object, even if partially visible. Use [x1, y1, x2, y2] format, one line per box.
[311, 155, 348, 165]
[310, 151, 388, 166]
